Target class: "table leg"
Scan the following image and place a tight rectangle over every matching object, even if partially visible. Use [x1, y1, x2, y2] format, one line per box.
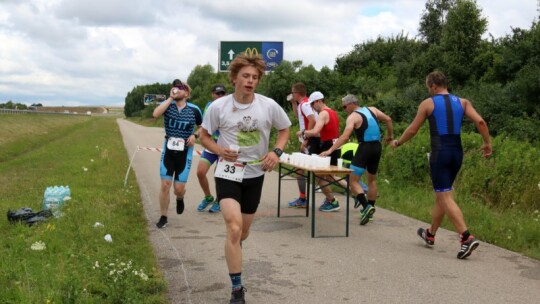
[346, 174, 350, 237]
[277, 163, 282, 217]
[306, 170, 310, 217]
[311, 171, 316, 238]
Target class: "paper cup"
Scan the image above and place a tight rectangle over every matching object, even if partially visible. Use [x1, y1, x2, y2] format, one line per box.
[337, 158, 344, 168]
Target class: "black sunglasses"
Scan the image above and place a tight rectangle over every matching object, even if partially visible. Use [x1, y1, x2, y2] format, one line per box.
[215, 91, 226, 96]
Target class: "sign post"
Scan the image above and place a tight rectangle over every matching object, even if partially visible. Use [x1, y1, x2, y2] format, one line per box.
[143, 94, 166, 105]
[219, 41, 283, 72]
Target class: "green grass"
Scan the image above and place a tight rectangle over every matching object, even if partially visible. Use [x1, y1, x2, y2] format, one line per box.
[375, 179, 540, 260]
[0, 115, 166, 303]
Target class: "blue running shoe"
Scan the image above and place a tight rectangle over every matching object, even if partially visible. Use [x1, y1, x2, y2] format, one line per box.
[197, 196, 213, 212]
[360, 204, 375, 225]
[318, 198, 330, 211]
[288, 197, 307, 208]
[319, 199, 340, 212]
[208, 201, 221, 213]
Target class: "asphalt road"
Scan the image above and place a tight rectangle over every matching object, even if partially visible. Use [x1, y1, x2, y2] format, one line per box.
[117, 118, 540, 304]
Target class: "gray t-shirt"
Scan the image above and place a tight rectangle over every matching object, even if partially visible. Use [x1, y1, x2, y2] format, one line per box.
[202, 93, 291, 178]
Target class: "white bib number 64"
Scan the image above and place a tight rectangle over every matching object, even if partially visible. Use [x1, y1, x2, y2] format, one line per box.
[167, 137, 185, 151]
[214, 158, 245, 182]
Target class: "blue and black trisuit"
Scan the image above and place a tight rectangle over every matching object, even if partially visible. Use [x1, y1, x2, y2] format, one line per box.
[350, 107, 382, 177]
[428, 94, 464, 192]
[160, 102, 203, 183]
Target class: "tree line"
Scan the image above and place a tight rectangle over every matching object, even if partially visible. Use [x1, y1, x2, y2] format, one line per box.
[124, 0, 539, 142]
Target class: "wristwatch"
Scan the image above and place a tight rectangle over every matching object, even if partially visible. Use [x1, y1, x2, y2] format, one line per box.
[272, 147, 283, 157]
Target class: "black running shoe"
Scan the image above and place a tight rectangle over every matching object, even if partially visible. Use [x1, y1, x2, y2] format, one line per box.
[156, 216, 167, 229]
[417, 227, 435, 246]
[457, 236, 479, 259]
[230, 287, 246, 304]
[176, 198, 184, 214]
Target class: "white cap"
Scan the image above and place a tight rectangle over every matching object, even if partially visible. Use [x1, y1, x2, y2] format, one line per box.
[286, 93, 293, 102]
[308, 91, 324, 104]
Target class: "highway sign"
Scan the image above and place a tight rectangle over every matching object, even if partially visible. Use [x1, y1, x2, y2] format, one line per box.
[219, 41, 283, 72]
[143, 94, 166, 105]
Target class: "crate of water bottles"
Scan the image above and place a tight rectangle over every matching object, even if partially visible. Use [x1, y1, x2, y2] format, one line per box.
[42, 185, 71, 214]
[281, 152, 331, 168]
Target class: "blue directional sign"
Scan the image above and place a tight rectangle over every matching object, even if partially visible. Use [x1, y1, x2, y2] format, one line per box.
[219, 41, 284, 72]
[262, 42, 284, 71]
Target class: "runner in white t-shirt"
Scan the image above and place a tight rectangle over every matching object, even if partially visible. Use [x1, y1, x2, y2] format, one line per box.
[200, 53, 291, 304]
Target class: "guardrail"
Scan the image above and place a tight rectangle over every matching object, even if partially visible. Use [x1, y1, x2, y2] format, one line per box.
[0, 109, 92, 116]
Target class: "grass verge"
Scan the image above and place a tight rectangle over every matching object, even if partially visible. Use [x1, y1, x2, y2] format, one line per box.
[375, 179, 540, 260]
[0, 115, 166, 303]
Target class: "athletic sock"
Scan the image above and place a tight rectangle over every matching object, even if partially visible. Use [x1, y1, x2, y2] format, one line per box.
[230, 272, 242, 290]
[426, 228, 435, 238]
[368, 200, 376, 207]
[460, 230, 471, 242]
[205, 195, 214, 202]
[356, 193, 368, 209]
[299, 192, 306, 199]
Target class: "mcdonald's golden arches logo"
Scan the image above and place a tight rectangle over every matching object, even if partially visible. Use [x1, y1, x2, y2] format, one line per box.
[243, 47, 259, 57]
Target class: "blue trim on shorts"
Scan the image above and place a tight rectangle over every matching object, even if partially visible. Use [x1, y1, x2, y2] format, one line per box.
[349, 164, 366, 177]
[201, 149, 219, 165]
[159, 144, 194, 183]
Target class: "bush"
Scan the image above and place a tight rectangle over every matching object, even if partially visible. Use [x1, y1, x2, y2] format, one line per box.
[381, 128, 540, 212]
[458, 134, 540, 211]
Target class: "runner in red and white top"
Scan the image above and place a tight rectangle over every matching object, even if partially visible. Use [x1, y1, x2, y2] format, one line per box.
[286, 83, 319, 208]
[303, 91, 341, 212]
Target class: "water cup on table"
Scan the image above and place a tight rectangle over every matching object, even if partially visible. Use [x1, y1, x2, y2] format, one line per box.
[337, 158, 344, 168]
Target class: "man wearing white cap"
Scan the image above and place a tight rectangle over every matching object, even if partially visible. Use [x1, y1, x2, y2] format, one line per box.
[302, 91, 341, 212]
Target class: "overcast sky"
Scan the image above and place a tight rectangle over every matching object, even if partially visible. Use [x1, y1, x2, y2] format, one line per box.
[0, 0, 537, 107]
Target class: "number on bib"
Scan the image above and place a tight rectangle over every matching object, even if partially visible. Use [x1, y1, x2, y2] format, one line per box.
[167, 137, 185, 151]
[215, 159, 245, 182]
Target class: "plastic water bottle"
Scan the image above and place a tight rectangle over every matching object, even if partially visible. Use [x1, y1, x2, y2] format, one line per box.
[42, 187, 51, 210]
[43, 186, 59, 210]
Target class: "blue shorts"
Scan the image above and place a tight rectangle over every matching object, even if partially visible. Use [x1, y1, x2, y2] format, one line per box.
[429, 148, 463, 192]
[159, 142, 194, 183]
[200, 149, 219, 165]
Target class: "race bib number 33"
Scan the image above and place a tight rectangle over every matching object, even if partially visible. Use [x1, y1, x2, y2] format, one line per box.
[215, 159, 245, 182]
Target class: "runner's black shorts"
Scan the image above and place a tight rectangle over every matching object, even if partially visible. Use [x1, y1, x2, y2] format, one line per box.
[215, 175, 265, 214]
[351, 141, 382, 175]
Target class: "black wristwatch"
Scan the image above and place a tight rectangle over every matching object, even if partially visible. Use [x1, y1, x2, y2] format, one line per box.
[272, 148, 283, 157]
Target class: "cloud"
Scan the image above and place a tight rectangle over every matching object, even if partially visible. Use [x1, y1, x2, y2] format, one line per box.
[53, 0, 159, 26]
[0, 0, 537, 106]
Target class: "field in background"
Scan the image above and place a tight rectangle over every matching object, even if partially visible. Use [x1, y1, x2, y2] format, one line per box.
[36, 106, 110, 114]
[0, 115, 166, 303]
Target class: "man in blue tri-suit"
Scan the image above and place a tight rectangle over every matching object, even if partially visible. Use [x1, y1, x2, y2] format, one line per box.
[392, 71, 492, 259]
